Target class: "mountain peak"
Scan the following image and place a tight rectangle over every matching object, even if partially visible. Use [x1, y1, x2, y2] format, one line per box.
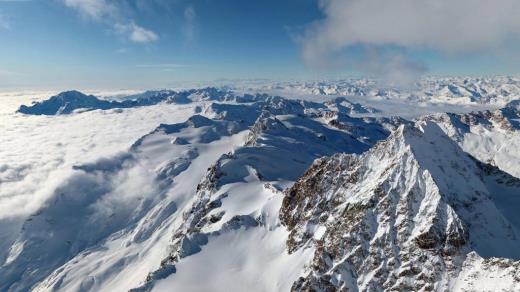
[56, 90, 89, 98]
[17, 91, 108, 115]
[281, 120, 520, 291]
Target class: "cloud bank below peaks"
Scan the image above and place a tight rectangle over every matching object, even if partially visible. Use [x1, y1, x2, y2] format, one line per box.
[62, 0, 159, 43]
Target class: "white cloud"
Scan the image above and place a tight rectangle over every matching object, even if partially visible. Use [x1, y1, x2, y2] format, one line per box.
[358, 51, 427, 88]
[116, 23, 159, 43]
[302, 0, 520, 68]
[0, 92, 196, 222]
[129, 24, 159, 43]
[63, 0, 115, 19]
[62, 0, 159, 44]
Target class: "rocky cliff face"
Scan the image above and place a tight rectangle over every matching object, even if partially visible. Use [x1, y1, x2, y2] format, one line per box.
[281, 122, 520, 291]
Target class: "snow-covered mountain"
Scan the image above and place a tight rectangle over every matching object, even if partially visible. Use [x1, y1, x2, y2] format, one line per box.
[3, 89, 394, 291]
[17, 88, 381, 117]
[16, 88, 224, 115]
[2, 85, 520, 291]
[281, 121, 520, 291]
[423, 102, 520, 178]
[17, 91, 116, 115]
[232, 76, 520, 106]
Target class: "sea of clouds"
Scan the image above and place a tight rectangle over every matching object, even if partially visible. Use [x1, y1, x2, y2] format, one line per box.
[0, 91, 196, 260]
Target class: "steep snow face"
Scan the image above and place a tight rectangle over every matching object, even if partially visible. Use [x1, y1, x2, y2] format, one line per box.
[281, 122, 520, 291]
[425, 105, 520, 178]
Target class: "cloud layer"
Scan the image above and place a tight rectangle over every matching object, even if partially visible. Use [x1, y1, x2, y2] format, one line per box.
[0, 91, 195, 222]
[62, 0, 159, 43]
[302, 0, 520, 69]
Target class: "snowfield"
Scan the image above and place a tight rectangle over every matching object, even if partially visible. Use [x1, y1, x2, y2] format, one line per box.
[1, 78, 519, 291]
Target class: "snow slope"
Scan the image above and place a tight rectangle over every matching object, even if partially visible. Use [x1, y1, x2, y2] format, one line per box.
[142, 108, 391, 291]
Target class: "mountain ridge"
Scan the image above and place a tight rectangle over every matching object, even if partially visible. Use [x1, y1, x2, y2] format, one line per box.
[281, 121, 520, 291]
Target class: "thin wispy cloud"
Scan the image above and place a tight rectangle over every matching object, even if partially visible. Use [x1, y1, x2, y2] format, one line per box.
[62, 0, 115, 19]
[62, 0, 159, 44]
[183, 5, 196, 44]
[135, 63, 189, 68]
[0, 13, 10, 30]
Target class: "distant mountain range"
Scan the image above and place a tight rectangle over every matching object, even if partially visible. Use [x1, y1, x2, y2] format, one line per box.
[231, 76, 520, 106]
[16, 88, 379, 116]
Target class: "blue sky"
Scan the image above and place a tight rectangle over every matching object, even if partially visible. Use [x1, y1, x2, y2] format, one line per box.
[0, 0, 519, 89]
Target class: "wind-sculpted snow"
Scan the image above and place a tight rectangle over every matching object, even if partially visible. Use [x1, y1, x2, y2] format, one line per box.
[281, 121, 520, 291]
